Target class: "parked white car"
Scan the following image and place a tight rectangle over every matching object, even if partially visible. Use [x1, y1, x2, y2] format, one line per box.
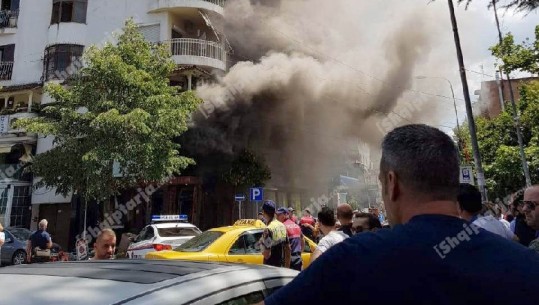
[126, 215, 201, 259]
[0, 260, 298, 305]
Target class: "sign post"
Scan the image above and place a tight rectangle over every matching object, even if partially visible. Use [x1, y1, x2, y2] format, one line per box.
[250, 188, 263, 201]
[250, 187, 264, 218]
[235, 194, 246, 219]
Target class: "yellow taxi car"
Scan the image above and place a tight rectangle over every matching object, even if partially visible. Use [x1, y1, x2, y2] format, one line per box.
[146, 219, 317, 269]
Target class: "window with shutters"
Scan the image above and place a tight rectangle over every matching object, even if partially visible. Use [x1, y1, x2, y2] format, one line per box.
[43, 44, 84, 81]
[51, 0, 87, 24]
[137, 24, 161, 44]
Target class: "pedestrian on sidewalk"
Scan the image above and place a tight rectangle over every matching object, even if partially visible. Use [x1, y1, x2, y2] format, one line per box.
[288, 207, 299, 224]
[457, 183, 517, 241]
[336, 203, 353, 237]
[91, 229, 117, 260]
[352, 212, 382, 234]
[259, 200, 290, 268]
[510, 195, 537, 246]
[276, 207, 304, 271]
[27, 219, 52, 263]
[522, 185, 539, 253]
[309, 207, 347, 264]
[299, 208, 316, 241]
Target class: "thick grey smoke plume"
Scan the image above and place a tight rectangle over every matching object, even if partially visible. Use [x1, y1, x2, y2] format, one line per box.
[193, 0, 456, 193]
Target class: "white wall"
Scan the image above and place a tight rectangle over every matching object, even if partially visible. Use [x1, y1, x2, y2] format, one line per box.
[9, 0, 51, 85]
[85, 0, 163, 45]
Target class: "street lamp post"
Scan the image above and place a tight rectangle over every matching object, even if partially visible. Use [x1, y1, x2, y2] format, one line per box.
[416, 76, 462, 161]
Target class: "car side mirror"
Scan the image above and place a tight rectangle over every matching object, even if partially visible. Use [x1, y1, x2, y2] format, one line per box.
[5, 238, 12, 243]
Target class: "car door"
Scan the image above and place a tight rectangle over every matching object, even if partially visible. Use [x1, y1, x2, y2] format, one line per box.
[128, 226, 155, 259]
[226, 230, 263, 265]
[301, 237, 316, 269]
[188, 281, 267, 305]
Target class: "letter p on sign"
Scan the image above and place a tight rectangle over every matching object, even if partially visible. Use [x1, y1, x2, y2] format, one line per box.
[250, 187, 264, 201]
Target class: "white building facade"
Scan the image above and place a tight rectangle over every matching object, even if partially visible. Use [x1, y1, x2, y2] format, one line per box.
[0, 0, 227, 247]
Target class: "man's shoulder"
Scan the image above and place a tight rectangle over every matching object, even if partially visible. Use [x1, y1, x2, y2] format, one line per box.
[270, 220, 286, 230]
[528, 238, 539, 253]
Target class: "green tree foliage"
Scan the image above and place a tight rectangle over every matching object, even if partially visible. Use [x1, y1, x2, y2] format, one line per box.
[456, 24, 539, 198]
[14, 20, 201, 200]
[491, 25, 539, 75]
[221, 150, 271, 187]
[457, 82, 539, 199]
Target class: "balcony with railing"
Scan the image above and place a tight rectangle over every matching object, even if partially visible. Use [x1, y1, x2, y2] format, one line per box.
[0, 61, 13, 81]
[0, 10, 18, 32]
[149, 0, 225, 15]
[165, 38, 227, 71]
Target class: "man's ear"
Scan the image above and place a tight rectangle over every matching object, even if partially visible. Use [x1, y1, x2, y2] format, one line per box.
[387, 171, 399, 202]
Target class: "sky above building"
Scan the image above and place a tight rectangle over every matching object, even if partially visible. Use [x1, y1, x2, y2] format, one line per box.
[413, 0, 538, 132]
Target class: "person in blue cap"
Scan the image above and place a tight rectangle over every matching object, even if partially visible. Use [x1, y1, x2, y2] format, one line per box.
[259, 200, 291, 268]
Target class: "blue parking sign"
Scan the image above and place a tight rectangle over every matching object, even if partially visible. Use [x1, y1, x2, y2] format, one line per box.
[250, 187, 264, 201]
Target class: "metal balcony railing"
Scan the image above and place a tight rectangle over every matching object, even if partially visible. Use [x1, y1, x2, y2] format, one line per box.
[167, 38, 227, 62]
[203, 0, 226, 7]
[0, 61, 13, 80]
[0, 10, 18, 28]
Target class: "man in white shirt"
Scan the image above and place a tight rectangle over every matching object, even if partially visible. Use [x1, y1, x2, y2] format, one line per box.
[500, 217, 511, 229]
[310, 207, 348, 264]
[458, 184, 518, 241]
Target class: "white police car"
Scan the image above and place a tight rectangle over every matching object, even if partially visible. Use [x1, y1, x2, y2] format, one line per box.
[127, 215, 202, 259]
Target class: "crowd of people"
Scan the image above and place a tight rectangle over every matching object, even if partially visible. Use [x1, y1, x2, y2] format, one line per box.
[254, 124, 539, 305]
[256, 198, 385, 270]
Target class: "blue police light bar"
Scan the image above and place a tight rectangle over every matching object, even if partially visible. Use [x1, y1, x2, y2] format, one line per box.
[152, 215, 188, 222]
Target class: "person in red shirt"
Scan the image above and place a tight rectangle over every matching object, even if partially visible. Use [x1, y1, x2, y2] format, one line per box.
[300, 208, 316, 241]
[277, 208, 305, 271]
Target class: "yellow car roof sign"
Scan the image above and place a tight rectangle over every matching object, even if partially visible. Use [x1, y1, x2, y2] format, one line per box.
[233, 219, 266, 228]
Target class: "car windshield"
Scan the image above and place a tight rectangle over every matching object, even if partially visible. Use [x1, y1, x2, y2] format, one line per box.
[174, 231, 224, 252]
[157, 227, 201, 238]
[7, 228, 32, 241]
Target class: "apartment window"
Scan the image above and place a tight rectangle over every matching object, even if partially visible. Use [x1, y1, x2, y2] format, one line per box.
[0, 44, 14, 80]
[1, 0, 20, 11]
[43, 44, 84, 81]
[10, 186, 32, 228]
[51, 0, 87, 24]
